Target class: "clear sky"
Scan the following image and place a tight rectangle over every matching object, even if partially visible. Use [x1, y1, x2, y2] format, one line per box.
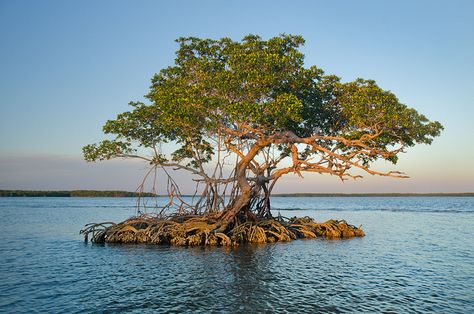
[1, 0, 473, 193]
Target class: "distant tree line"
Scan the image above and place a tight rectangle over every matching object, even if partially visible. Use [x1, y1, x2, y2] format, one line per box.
[271, 193, 474, 197]
[0, 190, 156, 197]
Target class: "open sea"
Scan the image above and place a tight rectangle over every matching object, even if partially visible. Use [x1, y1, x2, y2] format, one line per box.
[0, 196, 473, 313]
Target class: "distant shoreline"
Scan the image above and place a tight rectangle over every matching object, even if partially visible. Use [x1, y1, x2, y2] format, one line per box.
[0, 190, 156, 197]
[0, 190, 473, 197]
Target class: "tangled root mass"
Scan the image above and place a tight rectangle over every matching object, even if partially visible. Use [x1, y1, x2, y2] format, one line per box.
[81, 214, 364, 246]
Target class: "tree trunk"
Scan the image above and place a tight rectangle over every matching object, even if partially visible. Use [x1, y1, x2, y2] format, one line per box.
[215, 162, 253, 231]
[217, 189, 252, 228]
[214, 138, 270, 232]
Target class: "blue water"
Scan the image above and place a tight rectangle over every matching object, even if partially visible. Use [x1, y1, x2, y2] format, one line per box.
[0, 197, 473, 313]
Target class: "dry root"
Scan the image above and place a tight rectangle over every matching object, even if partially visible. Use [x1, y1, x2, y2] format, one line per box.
[81, 214, 364, 246]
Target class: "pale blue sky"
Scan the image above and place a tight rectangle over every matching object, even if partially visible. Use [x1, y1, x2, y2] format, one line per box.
[1, 0, 473, 192]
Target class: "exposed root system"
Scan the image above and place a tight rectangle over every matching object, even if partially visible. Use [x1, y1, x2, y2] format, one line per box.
[81, 214, 364, 246]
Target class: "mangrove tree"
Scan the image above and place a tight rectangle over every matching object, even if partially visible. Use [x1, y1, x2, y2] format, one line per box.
[81, 34, 442, 245]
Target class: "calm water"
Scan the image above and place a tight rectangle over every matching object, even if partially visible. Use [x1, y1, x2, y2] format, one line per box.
[0, 197, 473, 313]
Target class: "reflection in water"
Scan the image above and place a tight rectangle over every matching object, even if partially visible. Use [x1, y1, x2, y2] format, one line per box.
[228, 245, 278, 311]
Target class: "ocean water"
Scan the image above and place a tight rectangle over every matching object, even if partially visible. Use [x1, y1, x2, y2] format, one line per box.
[0, 197, 473, 313]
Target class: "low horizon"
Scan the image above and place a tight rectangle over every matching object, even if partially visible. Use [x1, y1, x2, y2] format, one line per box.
[1, 2, 473, 313]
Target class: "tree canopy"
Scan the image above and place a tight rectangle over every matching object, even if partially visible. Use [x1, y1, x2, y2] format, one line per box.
[83, 34, 442, 223]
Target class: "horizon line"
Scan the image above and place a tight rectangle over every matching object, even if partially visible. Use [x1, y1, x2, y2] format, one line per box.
[1, 190, 473, 197]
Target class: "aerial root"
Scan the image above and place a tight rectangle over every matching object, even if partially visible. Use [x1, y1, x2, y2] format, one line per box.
[80, 215, 364, 246]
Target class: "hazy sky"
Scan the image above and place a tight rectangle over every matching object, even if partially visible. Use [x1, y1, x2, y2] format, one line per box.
[1, 0, 473, 193]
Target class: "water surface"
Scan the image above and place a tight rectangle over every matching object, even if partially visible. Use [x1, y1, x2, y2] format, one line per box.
[0, 197, 473, 313]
